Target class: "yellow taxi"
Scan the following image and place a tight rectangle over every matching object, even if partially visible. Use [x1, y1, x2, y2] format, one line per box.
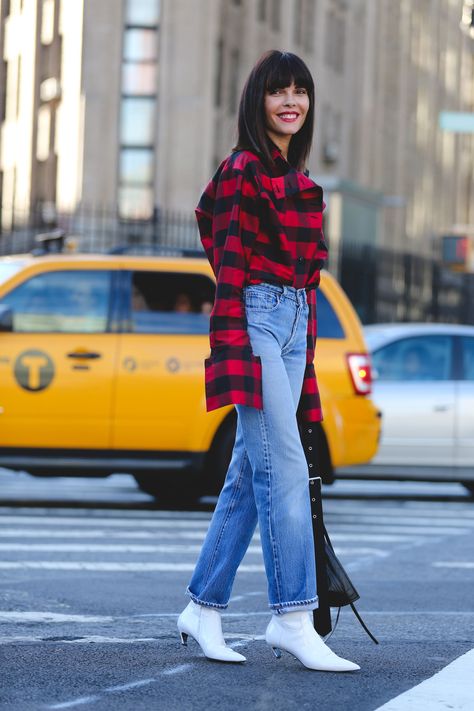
[0, 244, 380, 502]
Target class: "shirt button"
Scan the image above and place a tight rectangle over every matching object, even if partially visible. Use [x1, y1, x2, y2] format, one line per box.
[297, 256, 304, 263]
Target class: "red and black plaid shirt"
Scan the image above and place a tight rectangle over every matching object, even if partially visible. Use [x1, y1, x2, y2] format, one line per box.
[196, 144, 328, 423]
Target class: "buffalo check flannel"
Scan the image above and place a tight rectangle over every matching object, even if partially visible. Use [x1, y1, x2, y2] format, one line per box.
[195, 144, 328, 423]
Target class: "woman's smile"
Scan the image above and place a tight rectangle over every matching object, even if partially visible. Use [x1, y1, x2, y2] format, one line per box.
[264, 81, 310, 156]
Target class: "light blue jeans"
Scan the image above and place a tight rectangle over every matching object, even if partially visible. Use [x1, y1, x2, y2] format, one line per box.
[186, 282, 318, 614]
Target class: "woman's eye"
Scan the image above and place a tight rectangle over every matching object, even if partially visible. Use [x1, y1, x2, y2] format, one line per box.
[296, 88, 307, 94]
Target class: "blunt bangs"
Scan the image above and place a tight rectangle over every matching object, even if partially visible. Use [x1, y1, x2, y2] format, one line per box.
[264, 52, 314, 94]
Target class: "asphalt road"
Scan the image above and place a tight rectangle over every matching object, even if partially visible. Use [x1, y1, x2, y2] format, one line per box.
[0, 469, 473, 711]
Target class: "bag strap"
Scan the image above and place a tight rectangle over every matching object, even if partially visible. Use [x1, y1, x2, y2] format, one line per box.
[350, 603, 379, 644]
[309, 477, 332, 636]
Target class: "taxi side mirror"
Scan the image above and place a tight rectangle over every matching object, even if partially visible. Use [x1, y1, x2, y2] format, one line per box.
[0, 305, 13, 332]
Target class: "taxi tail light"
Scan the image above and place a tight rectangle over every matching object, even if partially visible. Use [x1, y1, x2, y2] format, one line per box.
[347, 353, 373, 395]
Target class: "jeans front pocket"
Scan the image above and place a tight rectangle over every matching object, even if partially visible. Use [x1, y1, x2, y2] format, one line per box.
[244, 284, 283, 313]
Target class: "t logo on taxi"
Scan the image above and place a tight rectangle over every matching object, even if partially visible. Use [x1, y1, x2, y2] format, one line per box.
[14, 350, 55, 392]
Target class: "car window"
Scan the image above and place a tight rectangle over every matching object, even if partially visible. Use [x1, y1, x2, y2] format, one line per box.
[128, 271, 215, 334]
[0, 262, 25, 286]
[1, 270, 111, 333]
[461, 337, 474, 381]
[372, 335, 453, 382]
[317, 290, 345, 339]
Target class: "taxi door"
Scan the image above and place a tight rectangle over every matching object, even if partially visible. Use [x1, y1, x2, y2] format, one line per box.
[0, 268, 118, 449]
[112, 269, 214, 452]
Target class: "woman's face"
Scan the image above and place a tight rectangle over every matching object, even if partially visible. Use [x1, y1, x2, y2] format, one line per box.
[264, 82, 310, 143]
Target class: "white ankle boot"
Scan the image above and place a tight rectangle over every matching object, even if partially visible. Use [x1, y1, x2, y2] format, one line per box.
[177, 600, 246, 663]
[265, 610, 360, 672]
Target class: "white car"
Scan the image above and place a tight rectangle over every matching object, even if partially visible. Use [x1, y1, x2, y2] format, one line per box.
[337, 323, 474, 495]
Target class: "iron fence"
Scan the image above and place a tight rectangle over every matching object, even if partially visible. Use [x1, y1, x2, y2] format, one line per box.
[1, 205, 473, 325]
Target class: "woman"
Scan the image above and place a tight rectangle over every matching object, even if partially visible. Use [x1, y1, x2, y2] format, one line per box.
[177, 50, 359, 672]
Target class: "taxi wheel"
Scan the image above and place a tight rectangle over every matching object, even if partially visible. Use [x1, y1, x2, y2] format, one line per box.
[134, 471, 200, 505]
[461, 482, 474, 497]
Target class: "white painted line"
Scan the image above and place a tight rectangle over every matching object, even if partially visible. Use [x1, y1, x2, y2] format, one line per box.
[0, 528, 215, 540]
[324, 507, 474, 520]
[0, 542, 262, 554]
[374, 647, 474, 710]
[0, 561, 265, 572]
[0, 611, 114, 623]
[325, 524, 469, 535]
[326, 514, 474, 527]
[104, 679, 157, 692]
[0, 515, 212, 528]
[162, 664, 193, 676]
[433, 562, 474, 569]
[49, 696, 100, 709]
[0, 636, 159, 644]
[0, 528, 415, 543]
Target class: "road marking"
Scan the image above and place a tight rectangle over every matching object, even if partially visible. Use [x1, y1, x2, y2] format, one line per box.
[0, 611, 114, 623]
[433, 562, 474, 569]
[325, 514, 474, 527]
[104, 679, 157, 692]
[0, 561, 266, 572]
[0, 542, 262, 554]
[0, 542, 386, 557]
[374, 647, 474, 710]
[0, 528, 420, 543]
[161, 664, 193, 676]
[0, 528, 215, 540]
[0, 515, 213, 528]
[49, 695, 100, 709]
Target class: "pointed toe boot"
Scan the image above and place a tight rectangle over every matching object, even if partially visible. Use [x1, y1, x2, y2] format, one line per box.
[177, 600, 246, 663]
[265, 610, 360, 672]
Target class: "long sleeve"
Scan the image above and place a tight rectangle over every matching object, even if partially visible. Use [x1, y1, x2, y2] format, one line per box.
[195, 156, 263, 412]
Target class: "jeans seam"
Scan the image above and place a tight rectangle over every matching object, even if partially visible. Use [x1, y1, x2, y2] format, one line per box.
[201, 448, 248, 589]
[258, 407, 282, 605]
[281, 303, 301, 355]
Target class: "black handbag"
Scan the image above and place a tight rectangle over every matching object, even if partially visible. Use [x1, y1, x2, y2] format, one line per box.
[308, 475, 379, 644]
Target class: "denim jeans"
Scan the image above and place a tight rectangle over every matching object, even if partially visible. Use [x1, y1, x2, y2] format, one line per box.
[186, 282, 318, 614]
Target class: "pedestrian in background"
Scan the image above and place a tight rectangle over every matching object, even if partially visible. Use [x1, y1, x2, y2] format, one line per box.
[177, 50, 359, 672]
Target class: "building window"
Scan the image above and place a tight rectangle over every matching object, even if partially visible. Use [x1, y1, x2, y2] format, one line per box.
[229, 49, 240, 115]
[271, 0, 281, 31]
[294, 0, 302, 44]
[214, 39, 224, 107]
[36, 105, 51, 162]
[325, 1, 345, 73]
[303, 0, 315, 53]
[41, 0, 55, 45]
[119, 0, 160, 220]
[125, 0, 160, 27]
[295, 0, 316, 51]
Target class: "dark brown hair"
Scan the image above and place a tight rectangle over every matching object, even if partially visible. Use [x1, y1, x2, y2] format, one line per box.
[232, 50, 315, 172]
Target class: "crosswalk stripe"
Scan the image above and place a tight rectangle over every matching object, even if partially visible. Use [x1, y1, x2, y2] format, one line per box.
[0, 516, 211, 528]
[0, 528, 422, 543]
[0, 528, 214, 540]
[0, 561, 266, 572]
[433, 562, 474, 569]
[0, 542, 387, 556]
[0, 542, 262, 554]
[0, 515, 470, 536]
[374, 648, 474, 711]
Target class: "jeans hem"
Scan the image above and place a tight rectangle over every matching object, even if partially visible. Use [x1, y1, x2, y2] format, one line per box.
[269, 596, 319, 615]
[186, 587, 228, 610]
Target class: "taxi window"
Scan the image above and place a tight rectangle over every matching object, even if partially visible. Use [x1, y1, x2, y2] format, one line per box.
[317, 290, 345, 339]
[461, 337, 474, 381]
[128, 271, 215, 334]
[1, 270, 111, 333]
[0, 261, 25, 286]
